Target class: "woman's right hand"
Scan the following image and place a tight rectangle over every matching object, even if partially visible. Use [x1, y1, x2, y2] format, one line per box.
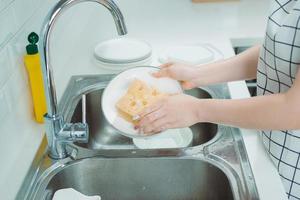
[153, 62, 199, 90]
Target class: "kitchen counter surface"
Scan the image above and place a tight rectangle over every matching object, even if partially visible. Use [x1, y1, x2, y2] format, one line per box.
[12, 0, 288, 199]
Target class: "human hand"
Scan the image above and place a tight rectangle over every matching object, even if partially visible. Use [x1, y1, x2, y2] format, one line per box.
[135, 94, 200, 135]
[153, 62, 199, 90]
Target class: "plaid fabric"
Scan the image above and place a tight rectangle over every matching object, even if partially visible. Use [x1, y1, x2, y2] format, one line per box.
[257, 0, 300, 199]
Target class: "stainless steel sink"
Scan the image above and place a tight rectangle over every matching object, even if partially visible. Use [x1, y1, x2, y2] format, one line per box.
[70, 87, 217, 149]
[42, 158, 233, 200]
[17, 74, 259, 200]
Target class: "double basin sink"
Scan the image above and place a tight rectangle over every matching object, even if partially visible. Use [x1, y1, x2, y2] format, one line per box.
[17, 74, 259, 200]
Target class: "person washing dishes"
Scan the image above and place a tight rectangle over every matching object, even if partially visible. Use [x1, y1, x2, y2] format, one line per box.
[137, 0, 300, 199]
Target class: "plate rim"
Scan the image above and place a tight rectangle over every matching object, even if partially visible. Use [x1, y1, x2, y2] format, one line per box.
[94, 38, 152, 64]
[132, 127, 193, 149]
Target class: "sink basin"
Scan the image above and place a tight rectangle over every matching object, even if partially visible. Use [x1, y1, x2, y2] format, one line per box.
[42, 158, 233, 200]
[70, 88, 217, 149]
[17, 75, 259, 200]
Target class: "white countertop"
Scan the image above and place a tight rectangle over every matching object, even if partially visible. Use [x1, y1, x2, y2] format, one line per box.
[12, 0, 288, 199]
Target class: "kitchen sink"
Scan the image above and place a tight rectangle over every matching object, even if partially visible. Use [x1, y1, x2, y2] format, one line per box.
[70, 87, 217, 149]
[17, 74, 259, 200]
[41, 158, 233, 200]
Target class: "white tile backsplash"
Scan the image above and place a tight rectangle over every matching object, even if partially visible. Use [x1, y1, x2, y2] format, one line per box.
[0, 88, 9, 121]
[0, 5, 16, 47]
[0, 0, 13, 12]
[11, 0, 41, 31]
[0, 45, 12, 86]
[4, 65, 28, 112]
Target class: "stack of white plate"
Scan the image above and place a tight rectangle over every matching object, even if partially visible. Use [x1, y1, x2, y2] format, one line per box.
[94, 37, 152, 71]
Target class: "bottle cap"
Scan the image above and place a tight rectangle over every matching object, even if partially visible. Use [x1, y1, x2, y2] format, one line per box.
[26, 32, 39, 55]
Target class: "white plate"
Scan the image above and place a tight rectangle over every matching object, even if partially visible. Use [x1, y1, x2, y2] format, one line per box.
[102, 66, 183, 138]
[159, 43, 224, 65]
[133, 127, 193, 149]
[94, 37, 152, 64]
[93, 54, 152, 72]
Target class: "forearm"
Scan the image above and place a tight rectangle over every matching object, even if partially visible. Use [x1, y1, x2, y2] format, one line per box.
[194, 45, 260, 86]
[198, 93, 300, 130]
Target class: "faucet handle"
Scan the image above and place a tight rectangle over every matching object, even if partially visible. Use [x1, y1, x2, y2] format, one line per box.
[71, 123, 89, 143]
[60, 123, 89, 143]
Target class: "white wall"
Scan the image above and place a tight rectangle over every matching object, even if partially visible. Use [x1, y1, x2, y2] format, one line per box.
[0, 0, 59, 199]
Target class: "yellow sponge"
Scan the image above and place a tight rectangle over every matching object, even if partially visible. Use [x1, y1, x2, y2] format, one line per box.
[116, 79, 166, 124]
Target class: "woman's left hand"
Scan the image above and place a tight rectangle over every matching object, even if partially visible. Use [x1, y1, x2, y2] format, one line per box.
[136, 94, 201, 135]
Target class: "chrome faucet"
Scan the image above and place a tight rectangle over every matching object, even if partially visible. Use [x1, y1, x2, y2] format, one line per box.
[39, 0, 127, 159]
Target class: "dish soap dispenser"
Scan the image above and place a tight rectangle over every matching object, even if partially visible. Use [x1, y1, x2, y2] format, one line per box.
[24, 32, 47, 123]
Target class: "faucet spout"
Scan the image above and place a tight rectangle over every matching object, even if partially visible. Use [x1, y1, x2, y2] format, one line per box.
[39, 0, 127, 159]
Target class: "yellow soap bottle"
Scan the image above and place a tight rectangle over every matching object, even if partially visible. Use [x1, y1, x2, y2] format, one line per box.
[24, 32, 47, 123]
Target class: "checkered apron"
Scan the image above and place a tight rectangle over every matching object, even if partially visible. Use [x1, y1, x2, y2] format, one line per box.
[258, 1, 300, 199]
